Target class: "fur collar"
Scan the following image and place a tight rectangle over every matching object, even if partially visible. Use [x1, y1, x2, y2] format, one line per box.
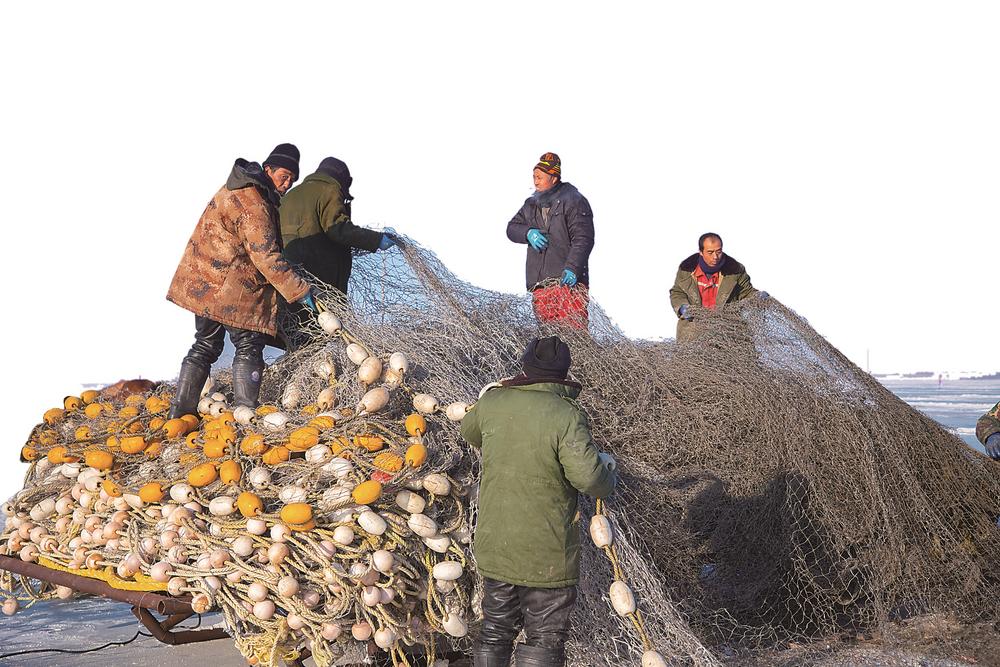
[678, 252, 746, 275]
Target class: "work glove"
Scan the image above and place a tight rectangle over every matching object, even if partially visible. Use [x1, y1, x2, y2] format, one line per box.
[526, 228, 549, 251]
[299, 291, 317, 313]
[378, 234, 396, 251]
[986, 433, 1000, 460]
[560, 269, 577, 287]
[598, 452, 617, 472]
[759, 291, 770, 300]
[678, 304, 694, 321]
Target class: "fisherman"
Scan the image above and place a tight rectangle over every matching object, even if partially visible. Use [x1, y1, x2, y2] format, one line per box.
[977, 401, 1000, 459]
[279, 156, 396, 297]
[166, 144, 315, 418]
[461, 336, 617, 667]
[506, 152, 595, 329]
[669, 232, 767, 342]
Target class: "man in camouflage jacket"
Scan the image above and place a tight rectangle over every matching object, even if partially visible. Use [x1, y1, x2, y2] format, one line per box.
[166, 144, 312, 418]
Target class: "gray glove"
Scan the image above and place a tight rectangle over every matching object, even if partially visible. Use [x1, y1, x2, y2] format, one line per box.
[678, 304, 694, 321]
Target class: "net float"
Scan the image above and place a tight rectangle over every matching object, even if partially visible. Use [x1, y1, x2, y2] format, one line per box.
[270, 524, 291, 543]
[395, 489, 426, 514]
[357, 357, 382, 385]
[590, 515, 613, 548]
[642, 650, 669, 667]
[372, 549, 394, 573]
[190, 593, 213, 614]
[209, 496, 236, 517]
[252, 600, 275, 620]
[610, 580, 636, 616]
[351, 621, 372, 641]
[276, 575, 299, 597]
[305, 444, 331, 464]
[321, 623, 342, 640]
[247, 582, 268, 602]
[423, 534, 452, 554]
[317, 311, 342, 334]
[412, 394, 439, 414]
[279, 486, 308, 504]
[422, 474, 451, 496]
[432, 561, 463, 581]
[361, 585, 381, 606]
[445, 402, 469, 421]
[374, 627, 397, 649]
[333, 525, 355, 545]
[357, 387, 390, 415]
[231, 536, 255, 558]
[262, 411, 290, 432]
[233, 406, 255, 425]
[346, 344, 368, 365]
[316, 387, 337, 410]
[407, 513, 438, 538]
[442, 612, 468, 638]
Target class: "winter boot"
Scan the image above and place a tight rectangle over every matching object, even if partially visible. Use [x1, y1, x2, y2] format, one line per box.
[231, 358, 265, 409]
[474, 643, 514, 667]
[168, 361, 209, 419]
[513, 643, 565, 667]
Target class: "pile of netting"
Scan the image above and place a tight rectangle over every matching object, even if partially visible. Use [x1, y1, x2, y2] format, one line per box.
[4, 233, 1000, 666]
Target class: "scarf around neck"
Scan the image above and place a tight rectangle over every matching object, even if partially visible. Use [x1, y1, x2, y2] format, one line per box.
[697, 255, 726, 276]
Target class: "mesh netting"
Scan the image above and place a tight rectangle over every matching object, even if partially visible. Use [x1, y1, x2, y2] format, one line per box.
[4, 234, 1000, 666]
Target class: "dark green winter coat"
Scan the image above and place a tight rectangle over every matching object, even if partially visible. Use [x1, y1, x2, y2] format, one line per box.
[278, 172, 382, 294]
[460, 379, 616, 588]
[669, 253, 758, 342]
[977, 401, 1000, 446]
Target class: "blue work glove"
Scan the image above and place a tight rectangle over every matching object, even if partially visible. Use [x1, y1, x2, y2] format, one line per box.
[299, 291, 317, 313]
[526, 228, 549, 251]
[678, 304, 694, 321]
[560, 269, 577, 287]
[378, 234, 396, 251]
[986, 433, 1000, 460]
[759, 291, 770, 300]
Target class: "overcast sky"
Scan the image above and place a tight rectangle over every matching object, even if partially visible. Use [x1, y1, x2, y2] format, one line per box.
[1, 2, 996, 499]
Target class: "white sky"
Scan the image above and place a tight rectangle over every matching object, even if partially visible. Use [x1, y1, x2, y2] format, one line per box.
[1, 2, 997, 498]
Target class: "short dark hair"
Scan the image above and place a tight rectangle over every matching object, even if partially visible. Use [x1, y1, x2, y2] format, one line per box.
[698, 233, 723, 251]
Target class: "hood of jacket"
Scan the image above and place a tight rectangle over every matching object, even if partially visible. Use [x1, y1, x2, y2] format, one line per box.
[226, 158, 281, 208]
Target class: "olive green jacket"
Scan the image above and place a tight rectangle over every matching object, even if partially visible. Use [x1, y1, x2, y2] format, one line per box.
[460, 380, 616, 588]
[278, 172, 382, 294]
[669, 253, 758, 342]
[977, 401, 1000, 446]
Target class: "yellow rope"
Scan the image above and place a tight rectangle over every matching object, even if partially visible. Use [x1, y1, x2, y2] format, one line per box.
[37, 556, 168, 592]
[593, 499, 654, 652]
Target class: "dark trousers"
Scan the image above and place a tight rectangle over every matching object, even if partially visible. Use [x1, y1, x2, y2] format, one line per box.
[478, 577, 577, 651]
[183, 316, 267, 370]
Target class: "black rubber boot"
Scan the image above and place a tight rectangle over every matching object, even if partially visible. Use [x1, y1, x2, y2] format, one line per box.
[231, 358, 265, 409]
[514, 643, 565, 667]
[474, 643, 513, 667]
[168, 360, 209, 419]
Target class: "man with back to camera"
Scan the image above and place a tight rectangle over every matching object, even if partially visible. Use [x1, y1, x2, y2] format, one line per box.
[669, 232, 767, 342]
[506, 152, 595, 329]
[166, 144, 316, 418]
[461, 335, 617, 667]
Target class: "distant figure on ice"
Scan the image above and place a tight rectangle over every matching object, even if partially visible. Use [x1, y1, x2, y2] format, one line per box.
[461, 336, 617, 667]
[977, 401, 1000, 459]
[166, 144, 315, 419]
[506, 152, 594, 329]
[280, 156, 396, 296]
[669, 232, 766, 342]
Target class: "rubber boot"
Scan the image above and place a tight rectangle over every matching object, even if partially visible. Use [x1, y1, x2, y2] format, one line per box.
[231, 359, 265, 409]
[474, 643, 514, 667]
[514, 643, 565, 667]
[168, 361, 209, 419]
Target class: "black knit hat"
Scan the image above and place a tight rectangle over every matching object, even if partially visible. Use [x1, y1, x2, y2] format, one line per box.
[263, 143, 300, 179]
[521, 336, 572, 380]
[317, 157, 353, 193]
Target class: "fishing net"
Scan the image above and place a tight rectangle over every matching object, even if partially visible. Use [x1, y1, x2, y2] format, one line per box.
[4, 233, 1000, 666]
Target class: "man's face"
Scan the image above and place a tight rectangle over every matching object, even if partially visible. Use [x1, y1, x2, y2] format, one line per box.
[700, 238, 724, 268]
[265, 166, 296, 195]
[533, 168, 558, 193]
